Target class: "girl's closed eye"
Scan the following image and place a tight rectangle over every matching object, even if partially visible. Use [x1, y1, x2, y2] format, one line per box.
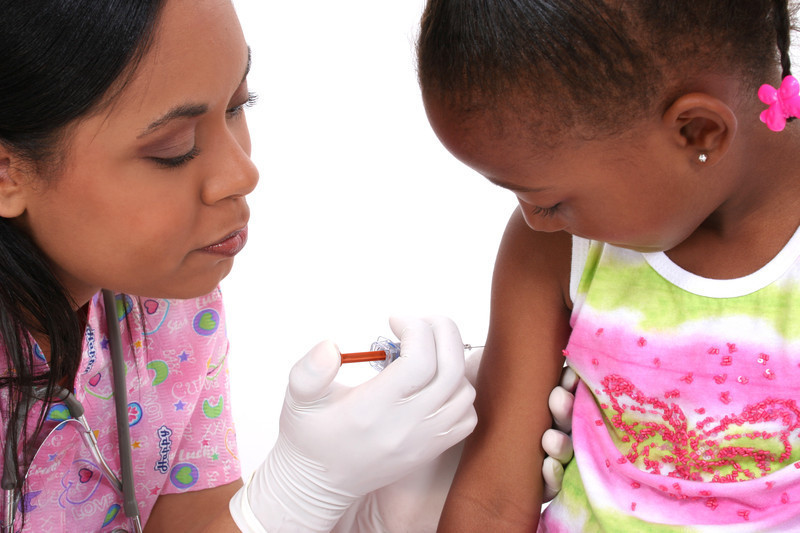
[530, 203, 561, 218]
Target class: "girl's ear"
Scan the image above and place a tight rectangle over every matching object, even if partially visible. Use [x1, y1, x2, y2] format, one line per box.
[0, 148, 30, 218]
[662, 93, 737, 166]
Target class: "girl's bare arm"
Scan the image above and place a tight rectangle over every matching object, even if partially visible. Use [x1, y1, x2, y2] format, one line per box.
[438, 209, 572, 532]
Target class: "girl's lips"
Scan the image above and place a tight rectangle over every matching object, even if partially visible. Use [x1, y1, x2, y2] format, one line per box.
[201, 226, 248, 256]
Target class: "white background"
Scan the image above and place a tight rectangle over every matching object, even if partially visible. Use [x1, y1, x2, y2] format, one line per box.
[222, 0, 800, 479]
[223, 0, 514, 477]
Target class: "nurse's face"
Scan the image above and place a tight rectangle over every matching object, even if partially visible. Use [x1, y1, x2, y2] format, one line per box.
[13, 0, 259, 305]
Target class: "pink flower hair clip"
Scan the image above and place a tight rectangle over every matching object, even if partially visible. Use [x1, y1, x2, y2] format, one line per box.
[758, 75, 800, 132]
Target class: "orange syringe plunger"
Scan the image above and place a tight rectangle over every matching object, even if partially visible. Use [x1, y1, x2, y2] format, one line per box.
[339, 351, 389, 364]
[340, 337, 400, 370]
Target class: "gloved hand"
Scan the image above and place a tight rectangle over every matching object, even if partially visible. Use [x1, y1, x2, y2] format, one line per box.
[541, 365, 578, 501]
[332, 352, 578, 532]
[331, 347, 484, 533]
[230, 316, 478, 532]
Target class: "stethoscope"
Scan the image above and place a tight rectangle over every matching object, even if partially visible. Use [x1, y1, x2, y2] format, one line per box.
[1, 290, 142, 533]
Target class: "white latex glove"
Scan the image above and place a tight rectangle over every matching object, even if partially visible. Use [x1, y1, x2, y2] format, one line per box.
[541, 365, 578, 501]
[332, 439, 464, 533]
[230, 316, 477, 532]
[330, 354, 578, 532]
[331, 347, 483, 533]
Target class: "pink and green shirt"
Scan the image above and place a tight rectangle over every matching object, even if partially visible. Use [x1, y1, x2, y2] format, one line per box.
[541, 231, 800, 532]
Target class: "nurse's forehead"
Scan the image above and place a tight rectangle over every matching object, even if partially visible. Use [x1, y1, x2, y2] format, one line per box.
[89, 1, 250, 131]
[136, 48, 252, 138]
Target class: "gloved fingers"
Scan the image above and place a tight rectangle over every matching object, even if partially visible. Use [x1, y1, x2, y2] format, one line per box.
[379, 316, 440, 398]
[385, 316, 470, 414]
[401, 385, 477, 466]
[425, 379, 475, 442]
[542, 486, 559, 503]
[378, 379, 475, 468]
[542, 457, 565, 503]
[559, 365, 579, 393]
[425, 378, 476, 434]
[437, 386, 477, 442]
[287, 340, 342, 404]
[464, 347, 482, 386]
[419, 315, 468, 397]
[541, 428, 574, 464]
[548, 385, 574, 434]
[429, 406, 477, 459]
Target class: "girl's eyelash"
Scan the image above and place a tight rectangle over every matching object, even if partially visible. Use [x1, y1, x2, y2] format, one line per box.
[226, 91, 259, 118]
[150, 146, 201, 169]
[531, 203, 560, 218]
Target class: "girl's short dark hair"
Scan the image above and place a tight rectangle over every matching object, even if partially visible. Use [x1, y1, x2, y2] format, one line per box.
[0, 0, 165, 523]
[417, 0, 795, 136]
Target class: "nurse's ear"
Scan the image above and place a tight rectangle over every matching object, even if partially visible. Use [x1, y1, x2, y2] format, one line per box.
[0, 146, 30, 218]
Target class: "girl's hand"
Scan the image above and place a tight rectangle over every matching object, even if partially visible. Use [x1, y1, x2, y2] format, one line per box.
[230, 316, 477, 532]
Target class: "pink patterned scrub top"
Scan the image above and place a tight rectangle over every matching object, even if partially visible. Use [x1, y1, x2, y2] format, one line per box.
[540, 231, 800, 532]
[3, 287, 241, 531]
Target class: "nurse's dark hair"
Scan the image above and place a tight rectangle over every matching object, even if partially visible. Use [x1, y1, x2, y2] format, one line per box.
[0, 0, 165, 520]
[417, 0, 795, 137]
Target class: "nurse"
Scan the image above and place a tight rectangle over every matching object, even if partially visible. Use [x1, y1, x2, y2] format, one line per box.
[0, 0, 476, 531]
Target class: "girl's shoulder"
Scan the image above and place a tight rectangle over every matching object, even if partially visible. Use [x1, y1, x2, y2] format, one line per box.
[493, 209, 573, 309]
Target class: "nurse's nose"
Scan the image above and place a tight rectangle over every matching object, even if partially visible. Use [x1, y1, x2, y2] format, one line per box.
[202, 129, 259, 204]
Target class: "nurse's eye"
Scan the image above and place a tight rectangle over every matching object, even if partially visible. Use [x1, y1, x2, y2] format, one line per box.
[530, 203, 560, 218]
[150, 146, 201, 168]
[226, 91, 258, 119]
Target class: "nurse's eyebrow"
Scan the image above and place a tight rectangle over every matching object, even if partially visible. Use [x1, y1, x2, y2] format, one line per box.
[138, 46, 252, 139]
[138, 103, 208, 138]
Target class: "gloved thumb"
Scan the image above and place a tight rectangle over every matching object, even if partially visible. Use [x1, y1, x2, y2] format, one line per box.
[288, 340, 341, 403]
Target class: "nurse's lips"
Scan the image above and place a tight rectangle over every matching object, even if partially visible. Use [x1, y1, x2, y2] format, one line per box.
[201, 226, 248, 256]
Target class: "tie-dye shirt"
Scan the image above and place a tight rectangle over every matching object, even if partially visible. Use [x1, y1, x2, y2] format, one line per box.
[2, 287, 241, 531]
[541, 232, 800, 532]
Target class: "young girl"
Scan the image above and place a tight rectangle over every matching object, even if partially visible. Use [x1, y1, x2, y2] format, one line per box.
[0, 0, 478, 531]
[418, 0, 800, 531]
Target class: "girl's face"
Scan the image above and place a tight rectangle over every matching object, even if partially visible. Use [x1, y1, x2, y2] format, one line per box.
[15, 0, 258, 305]
[424, 99, 726, 253]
